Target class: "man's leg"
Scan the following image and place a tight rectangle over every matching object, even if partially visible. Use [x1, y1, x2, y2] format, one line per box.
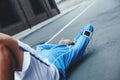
[51, 25, 94, 80]
[65, 25, 94, 65]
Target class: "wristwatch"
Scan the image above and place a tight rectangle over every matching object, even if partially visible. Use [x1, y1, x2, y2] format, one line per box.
[82, 30, 93, 39]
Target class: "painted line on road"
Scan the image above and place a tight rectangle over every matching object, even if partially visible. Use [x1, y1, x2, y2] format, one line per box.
[46, 0, 96, 43]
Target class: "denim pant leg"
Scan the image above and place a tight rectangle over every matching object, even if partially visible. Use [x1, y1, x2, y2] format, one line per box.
[53, 25, 94, 80]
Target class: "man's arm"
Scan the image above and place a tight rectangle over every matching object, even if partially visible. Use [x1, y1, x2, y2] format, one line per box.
[0, 33, 23, 70]
[0, 33, 24, 80]
[0, 33, 18, 52]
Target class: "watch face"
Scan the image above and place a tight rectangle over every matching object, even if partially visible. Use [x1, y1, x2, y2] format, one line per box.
[84, 31, 90, 37]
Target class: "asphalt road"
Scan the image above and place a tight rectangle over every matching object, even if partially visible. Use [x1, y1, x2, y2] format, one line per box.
[21, 0, 120, 80]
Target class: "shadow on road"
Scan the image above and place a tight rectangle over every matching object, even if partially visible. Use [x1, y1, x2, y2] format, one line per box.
[66, 47, 97, 79]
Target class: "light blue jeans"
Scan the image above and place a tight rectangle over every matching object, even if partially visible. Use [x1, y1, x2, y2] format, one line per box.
[36, 24, 94, 80]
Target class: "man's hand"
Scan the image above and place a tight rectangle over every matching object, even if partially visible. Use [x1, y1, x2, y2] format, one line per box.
[58, 38, 75, 45]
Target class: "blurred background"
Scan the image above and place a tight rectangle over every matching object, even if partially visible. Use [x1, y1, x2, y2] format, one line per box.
[0, 0, 83, 35]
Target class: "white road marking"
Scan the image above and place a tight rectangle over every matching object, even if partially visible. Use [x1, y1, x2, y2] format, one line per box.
[46, 0, 96, 43]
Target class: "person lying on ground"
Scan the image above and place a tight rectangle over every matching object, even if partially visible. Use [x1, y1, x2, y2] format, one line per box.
[0, 24, 94, 80]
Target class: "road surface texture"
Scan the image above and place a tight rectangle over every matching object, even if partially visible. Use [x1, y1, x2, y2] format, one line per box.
[20, 0, 120, 80]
